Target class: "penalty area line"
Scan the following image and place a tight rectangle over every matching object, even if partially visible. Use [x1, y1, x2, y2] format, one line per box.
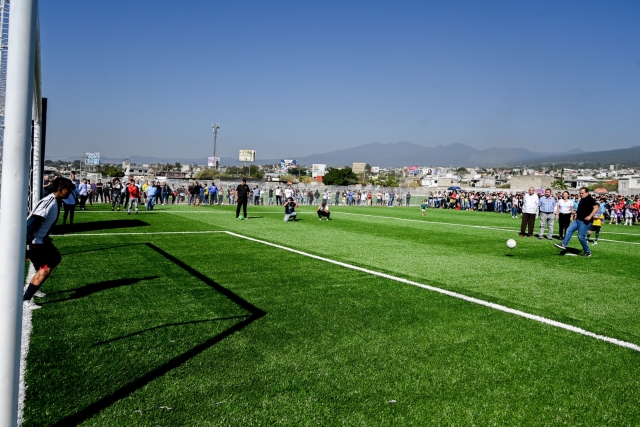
[53, 230, 228, 237]
[224, 230, 640, 354]
[335, 212, 640, 245]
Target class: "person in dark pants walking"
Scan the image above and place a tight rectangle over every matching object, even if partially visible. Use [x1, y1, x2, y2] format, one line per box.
[62, 182, 78, 230]
[519, 187, 539, 237]
[95, 179, 104, 202]
[78, 178, 89, 210]
[236, 178, 250, 219]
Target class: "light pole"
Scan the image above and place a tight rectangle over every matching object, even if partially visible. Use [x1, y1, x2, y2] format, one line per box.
[212, 123, 220, 170]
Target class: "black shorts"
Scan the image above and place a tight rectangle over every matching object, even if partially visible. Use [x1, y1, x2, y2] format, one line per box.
[590, 225, 601, 232]
[27, 240, 61, 271]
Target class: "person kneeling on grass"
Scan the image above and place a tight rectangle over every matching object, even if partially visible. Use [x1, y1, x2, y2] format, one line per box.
[284, 197, 299, 222]
[24, 177, 74, 308]
[317, 202, 331, 220]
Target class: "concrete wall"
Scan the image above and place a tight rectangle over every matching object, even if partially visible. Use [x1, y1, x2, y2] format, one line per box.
[510, 176, 554, 192]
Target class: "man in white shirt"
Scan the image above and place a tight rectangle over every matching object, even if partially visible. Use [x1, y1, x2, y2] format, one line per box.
[283, 185, 294, 202]
[24, 177, 74, 306]
[519, 187, 539, 237]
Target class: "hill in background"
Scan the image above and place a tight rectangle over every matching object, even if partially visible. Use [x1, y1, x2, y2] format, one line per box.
[53, 143, 640, 169]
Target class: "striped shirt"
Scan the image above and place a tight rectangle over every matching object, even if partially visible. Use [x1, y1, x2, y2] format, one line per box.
[538, 195, 557, 213]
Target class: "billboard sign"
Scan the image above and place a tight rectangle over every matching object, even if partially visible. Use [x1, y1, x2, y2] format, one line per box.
[280, 159, 297, 172]
[370, 166, 380, 174]
[84, 152, 100, 166]
[352, 162, 366, 174]
[312, 164, 326, 178]
[208, 157, 220, 167]
[239, 150, 256, 162]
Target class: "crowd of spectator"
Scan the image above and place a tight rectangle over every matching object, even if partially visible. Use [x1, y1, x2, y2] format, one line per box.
[422, 189, 640, 225]
[41, 174, 640, 226]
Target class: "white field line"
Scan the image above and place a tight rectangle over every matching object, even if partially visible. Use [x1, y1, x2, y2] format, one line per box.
[169, 209, 640, 237]
[90, 209, 640, 237]
[224, 230, 640, 353]
[54, 230, 227, 237]
[337, 211, 515, 231]
[334, 211, 640, 245]
[57, 214, 640, 246]
[50, 229, 640, 351]
[18, 265, 36, 426]
[597, 239, 640, 245]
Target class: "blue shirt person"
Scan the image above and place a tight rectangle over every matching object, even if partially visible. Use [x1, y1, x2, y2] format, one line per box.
[145, 181, 158, 210]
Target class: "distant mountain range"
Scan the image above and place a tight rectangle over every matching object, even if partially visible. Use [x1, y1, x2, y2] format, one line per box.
[49, 143, 640, 168]
[265, 142, 587, 168]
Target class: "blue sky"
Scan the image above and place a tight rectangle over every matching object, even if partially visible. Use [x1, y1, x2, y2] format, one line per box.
[40, 0, 640, 160]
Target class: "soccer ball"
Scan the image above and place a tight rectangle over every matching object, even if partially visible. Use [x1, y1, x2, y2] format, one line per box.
[506, 239, 517, 249]
[239, 215, 244, 220]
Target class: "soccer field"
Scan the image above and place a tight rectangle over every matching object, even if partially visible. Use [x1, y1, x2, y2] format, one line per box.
[22, 204, 640, 426]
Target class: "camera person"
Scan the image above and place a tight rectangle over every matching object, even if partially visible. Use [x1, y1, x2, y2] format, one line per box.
[284, 197, 299, 222]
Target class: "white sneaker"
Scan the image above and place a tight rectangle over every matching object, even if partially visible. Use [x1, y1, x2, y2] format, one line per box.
[24, 299, 41, 310]
[34, 290, 46, 298]
[594, 241, 598, 245]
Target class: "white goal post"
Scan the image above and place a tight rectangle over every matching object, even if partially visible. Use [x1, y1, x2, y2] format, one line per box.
[0, 0, 41, 425]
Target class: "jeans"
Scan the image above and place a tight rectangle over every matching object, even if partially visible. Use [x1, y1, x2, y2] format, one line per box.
[128, 198, 139, 213]
[562, 219, 591, 253]
[146, 195, 156, 210]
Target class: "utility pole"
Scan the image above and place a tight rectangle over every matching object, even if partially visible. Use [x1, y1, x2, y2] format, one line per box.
[212, 123, 220, 170]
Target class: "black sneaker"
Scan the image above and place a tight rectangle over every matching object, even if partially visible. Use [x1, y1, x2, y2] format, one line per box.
[582, 252, 592, 257]
[537, 236, 543, 240]
[554, 243, 567, 250]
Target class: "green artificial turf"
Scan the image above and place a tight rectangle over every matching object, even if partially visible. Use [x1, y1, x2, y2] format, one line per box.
[22, 203, 640, 426]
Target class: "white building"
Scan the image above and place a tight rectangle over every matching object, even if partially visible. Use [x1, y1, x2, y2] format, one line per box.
[122, 162, 149, 177]
[575, 176, 600, 188]
[618, 175, 640, 196]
